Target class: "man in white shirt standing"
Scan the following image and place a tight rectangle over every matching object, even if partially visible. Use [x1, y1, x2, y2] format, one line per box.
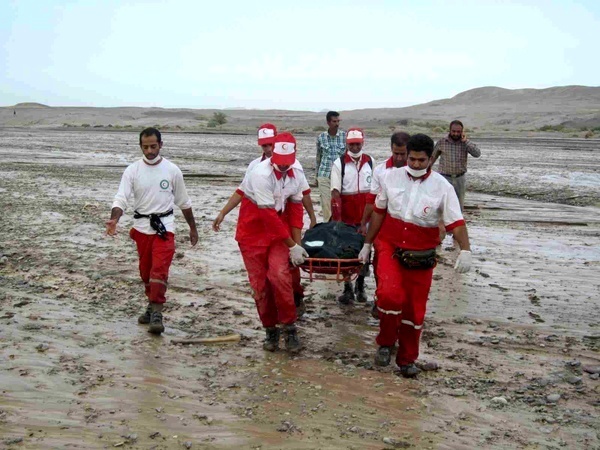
[106, 128, 198, 335]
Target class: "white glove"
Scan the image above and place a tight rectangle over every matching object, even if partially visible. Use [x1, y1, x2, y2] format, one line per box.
[358, 243, 372, 263]
[454, 250, 472, 273]
[289, 244, 309, 266]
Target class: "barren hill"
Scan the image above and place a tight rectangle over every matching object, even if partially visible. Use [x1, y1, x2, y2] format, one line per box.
[2, 85, 599, 136]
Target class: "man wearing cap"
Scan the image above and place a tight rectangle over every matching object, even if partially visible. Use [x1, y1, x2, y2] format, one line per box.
[330, 127, 374, 304]
[358, 133, 472, 378]
[235, 132, 310, 353]
[213, 124, 316, 316]
[429, 120, 481, 211]
[316, 111, 346, 222]
[106, 127, 198, 335]
[359, 131, 410, 318]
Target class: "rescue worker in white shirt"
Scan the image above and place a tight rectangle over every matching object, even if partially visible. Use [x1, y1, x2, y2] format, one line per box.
[106, 128, 198, 335]
[359, 131, 410, 318]
[234, 132, 310, 353]
[212, 123, 317, 316]
[358, 133, 472, 378]
[330, 127, 374, 304]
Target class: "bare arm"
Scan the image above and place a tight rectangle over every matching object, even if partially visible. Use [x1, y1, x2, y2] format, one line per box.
[365, 210, 385, 244]
[302, 194, 317, 229]
[105, 207, 124, 235]
[181, 207, 198, 246]
[213, 191, 243, 232]
[359, 203, 374, 234]
[450, 225, 470, 251]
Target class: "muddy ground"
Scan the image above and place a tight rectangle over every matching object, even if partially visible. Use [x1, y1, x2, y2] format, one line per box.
[0, 129, 599, 449]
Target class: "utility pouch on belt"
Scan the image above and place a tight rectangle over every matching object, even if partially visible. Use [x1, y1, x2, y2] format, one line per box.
[393, 248, 438, 270]
[134, 209, 173, 240]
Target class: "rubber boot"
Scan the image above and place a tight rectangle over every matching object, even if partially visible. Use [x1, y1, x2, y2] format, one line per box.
[354, 276, 367, 303]
[338, 281, 355, 305]
[263, 327, 280, 352]
[283, 324, 302, 354]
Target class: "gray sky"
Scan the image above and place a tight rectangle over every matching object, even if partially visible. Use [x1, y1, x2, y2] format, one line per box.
[1, 0, 598, 110]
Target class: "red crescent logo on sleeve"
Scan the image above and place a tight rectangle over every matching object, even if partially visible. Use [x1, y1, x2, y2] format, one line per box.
[423, 206, 431, 214]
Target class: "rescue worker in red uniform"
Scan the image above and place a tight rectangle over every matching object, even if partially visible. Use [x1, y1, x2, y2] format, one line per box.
[212, 124, 316, 316]
[235, 132, 310, 353]
[359, 132, 410, 318]
[330, 127, 374, 304]
[359, 133, 472, 377]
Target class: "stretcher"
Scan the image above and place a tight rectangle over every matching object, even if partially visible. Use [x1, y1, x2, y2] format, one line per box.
[299, 257, 364, 283]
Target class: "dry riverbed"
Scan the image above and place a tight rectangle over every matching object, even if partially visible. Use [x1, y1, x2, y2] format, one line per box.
[1, 130, 599, 449]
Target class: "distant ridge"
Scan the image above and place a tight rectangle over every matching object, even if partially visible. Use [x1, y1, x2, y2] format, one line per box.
[2, 85, 599, 134]
[13, 102, 51, 108]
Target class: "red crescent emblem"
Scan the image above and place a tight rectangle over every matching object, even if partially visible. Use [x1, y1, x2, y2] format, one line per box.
[423, 206, 431, 214]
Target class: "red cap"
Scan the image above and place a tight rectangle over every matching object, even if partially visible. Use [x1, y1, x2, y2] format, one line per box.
[257, 123, 277, 145]
[271, 132, 296, 166]
[346, 127, 365, 144]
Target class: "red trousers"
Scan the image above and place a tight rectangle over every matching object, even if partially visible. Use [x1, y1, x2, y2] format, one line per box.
[374, 239, 433, 365]
[239, 241, 297, 327]
[130, 229, 175, 304]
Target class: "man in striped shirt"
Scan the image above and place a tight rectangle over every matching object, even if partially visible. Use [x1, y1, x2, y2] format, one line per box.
[316, 111, 346, 222]
[430, 120, 481, 211]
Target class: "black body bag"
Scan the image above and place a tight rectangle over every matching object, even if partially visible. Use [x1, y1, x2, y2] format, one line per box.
[393, 248, 438, 270]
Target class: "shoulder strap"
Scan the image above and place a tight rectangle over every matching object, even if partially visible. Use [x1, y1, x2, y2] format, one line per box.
[340, 156, 345, 181]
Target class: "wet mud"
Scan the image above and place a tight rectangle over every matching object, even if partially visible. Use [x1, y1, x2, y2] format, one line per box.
[1, 129, 599, 449]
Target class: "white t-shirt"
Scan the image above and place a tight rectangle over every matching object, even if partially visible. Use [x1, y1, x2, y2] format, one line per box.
[241, 158, 308, 213]
[112, 157, 192, 235]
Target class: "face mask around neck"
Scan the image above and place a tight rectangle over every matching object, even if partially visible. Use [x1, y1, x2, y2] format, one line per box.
[143, 155, 161, 165]
[406, 166, 427, 178]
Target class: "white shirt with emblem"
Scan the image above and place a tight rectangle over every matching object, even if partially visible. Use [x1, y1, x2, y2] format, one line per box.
[112, 158, 192, 235]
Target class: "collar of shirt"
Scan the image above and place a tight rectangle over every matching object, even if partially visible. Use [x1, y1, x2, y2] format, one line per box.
[385, 157, 394, 169]
[261, 153, 267, 162]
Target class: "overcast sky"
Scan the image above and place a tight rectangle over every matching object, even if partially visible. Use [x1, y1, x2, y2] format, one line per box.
[1, 0, 598, 110]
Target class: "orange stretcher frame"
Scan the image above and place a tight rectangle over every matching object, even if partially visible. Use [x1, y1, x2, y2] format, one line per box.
[299, 257, 364, 283]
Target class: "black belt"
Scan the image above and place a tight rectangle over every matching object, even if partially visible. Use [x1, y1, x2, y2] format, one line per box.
[133, 209, 173, 240]
[440, 172, 465, 178]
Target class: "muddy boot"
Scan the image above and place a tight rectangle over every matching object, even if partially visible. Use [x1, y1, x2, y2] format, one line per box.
[338, 281, 355, 305]
[399, 363, 421, 379]
[374, 346, 392, 367]
[148, 311, 165, 335]
[294, 293, 306, 319]
[283, 324, 303, 354]
[263, 327, 280, 352]
[138, 304, 152, 324]
[354, 276, 367, 303]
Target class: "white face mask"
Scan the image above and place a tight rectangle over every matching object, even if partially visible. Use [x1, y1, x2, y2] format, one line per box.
[273, 164, 287, 173]
[406, 166, 427, 178]
[349, 149, 363, 159]
[143, 155, 162, 165]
